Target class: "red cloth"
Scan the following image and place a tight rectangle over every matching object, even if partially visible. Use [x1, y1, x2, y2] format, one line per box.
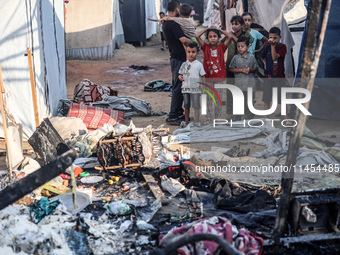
[73, 79, 117, 103]
[159, 216, 263, 255]
[159, 216, 233, 254]
[202, 43, 227, 79]
[235, 228, 263, 255]
[67, 103, 124, 130]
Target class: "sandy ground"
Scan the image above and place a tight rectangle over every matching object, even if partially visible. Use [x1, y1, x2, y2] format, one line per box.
[66, 36, 173, 130]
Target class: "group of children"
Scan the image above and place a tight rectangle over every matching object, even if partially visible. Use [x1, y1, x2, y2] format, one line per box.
[150, 5, 287, 127]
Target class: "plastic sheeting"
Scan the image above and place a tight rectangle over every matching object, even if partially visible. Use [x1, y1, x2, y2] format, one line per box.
[284, 0, 307, 75]
[65, 0, 125, 60]
[170, 120, 274, 144]
[92, 96, 152, 117]
[0, 0, 66, 140]
[145, 0, 158, 39]
[203, 0, 214, 27]
[122, 0, 157, 43]
[252, 129, 339, 166]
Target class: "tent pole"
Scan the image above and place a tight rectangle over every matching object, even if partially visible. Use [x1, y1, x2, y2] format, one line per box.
[27, 48, 40, 128]
[273, 0, 332, 245]
[0, 60, 13, 184]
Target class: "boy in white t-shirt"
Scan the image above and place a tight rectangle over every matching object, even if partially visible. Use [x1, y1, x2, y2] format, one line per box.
[178, 43, 206, 127]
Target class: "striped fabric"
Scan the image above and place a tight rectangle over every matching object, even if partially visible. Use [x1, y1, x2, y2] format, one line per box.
[67, 103, 124, 130]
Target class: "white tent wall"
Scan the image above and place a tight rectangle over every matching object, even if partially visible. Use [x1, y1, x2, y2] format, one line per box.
[284, 0, 307, 75]
[146, 0, 158, 38]
[156, 0, 162, 30]
[65, 0, 125, 60]
[157, 0, 167, 15]
[113, 0, 125, 48]
[0, 0, 66, 140]
[203, 0, 213, 27]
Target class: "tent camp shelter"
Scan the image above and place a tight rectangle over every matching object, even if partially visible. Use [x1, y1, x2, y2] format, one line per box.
[121, 0, 158, 45]
[0, 0, 66, 140]
[65, 0, 125, 60]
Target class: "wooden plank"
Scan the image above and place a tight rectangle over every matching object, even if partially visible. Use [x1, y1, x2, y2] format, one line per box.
[95, 163, 141, 171]
[99, 128, 170, 144]
[0, 60, 13, 182]
[27, 48, 40, 128]
[0, 139, 33, 153]
[142, 173, 168, 206]
[0, 149, 77, 210]
[99, 136, 137, 144]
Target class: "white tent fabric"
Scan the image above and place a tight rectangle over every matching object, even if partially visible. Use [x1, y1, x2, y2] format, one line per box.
[284, 0, 307, 75]
[203, 0, 214, 27]
[0, 0, 66, 140]
[65, 0, 125, 60]
[145, 0, 158, 39]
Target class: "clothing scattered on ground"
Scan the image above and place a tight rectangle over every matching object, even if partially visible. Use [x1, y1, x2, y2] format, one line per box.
[159, 216, 263, 255]
[74, 79, 117, 104]
[144, 80, 172, 92]
[129, 65, 151, 70]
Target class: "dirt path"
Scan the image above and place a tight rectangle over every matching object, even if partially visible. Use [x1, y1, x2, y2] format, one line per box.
[66, 34, 173, 131]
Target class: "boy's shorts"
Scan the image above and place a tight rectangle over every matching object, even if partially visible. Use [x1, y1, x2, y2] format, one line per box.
[160, 32, 165, 41]
[183, 93, 200, 109]
[262, 78, 288, 104]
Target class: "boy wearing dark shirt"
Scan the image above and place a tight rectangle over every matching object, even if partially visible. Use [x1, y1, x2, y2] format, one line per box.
[260, 27, 287, 116]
